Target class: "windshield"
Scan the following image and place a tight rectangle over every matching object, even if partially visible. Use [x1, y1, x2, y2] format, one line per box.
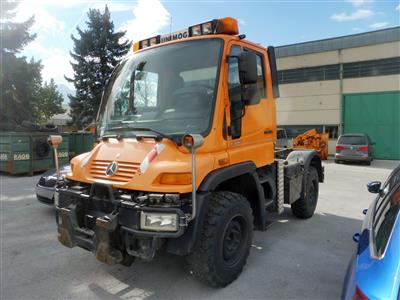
[98, 39, 223, 137]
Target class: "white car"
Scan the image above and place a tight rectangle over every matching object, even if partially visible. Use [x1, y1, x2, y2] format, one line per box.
[36, 165, 70, 205]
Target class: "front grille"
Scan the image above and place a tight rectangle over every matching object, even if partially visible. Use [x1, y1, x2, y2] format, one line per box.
[89, 160, 140, 183]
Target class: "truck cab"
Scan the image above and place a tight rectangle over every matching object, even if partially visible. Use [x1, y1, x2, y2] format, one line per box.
[54, 17, 324, 287]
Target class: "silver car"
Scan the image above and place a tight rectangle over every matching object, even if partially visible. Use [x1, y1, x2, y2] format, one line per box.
[335, 133, 373, 165]
[36, 164, 71, 205]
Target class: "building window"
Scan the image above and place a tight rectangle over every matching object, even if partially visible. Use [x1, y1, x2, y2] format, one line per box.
[324, 125, 339, 139]
[280, 125, 324, 138]
[278, 57, 400, 84]
[343, 57, 400, 79]
[278, 64, 340, 84]
[279, 125, 338, 139]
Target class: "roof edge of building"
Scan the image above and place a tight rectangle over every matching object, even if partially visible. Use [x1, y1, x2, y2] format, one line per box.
[275, 26, 400, 58]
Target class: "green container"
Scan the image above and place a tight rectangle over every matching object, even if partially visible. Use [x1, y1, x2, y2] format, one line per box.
[0, 134, 31, 174]
[68, 132, 94, 159]
[0, 132, 69, 175]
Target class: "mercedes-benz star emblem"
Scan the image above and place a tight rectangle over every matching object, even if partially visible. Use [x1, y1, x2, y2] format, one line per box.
[105, 161, 118, 176]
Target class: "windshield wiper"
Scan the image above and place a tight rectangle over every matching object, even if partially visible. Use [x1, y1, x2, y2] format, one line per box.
[130, 127, 182, 145]
[107, 126, 181, 145]
[102, 133, 124, 141]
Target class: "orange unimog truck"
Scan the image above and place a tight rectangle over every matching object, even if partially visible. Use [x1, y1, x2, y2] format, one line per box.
[52, 17, 324, 287]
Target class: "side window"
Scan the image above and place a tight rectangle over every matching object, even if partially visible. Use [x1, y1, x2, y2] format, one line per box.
[373, 183, 400, 256]
[244, 50, 266, 104]
[255, 54, 266, 98]
[228, 45, 241, 101]
[228, 45, 242, 139]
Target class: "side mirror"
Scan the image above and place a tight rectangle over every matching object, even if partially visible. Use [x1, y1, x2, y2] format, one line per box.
[238, 52, 257, 85]
[367, 181, 381, 194]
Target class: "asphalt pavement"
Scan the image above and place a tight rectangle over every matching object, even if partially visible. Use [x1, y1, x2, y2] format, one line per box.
[1, 159, 399, 299]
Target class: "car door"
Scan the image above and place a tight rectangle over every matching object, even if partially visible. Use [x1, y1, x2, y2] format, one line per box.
[226, 41, 275, 167]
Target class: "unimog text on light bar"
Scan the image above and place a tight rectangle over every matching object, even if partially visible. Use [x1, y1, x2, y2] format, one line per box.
[133, 17, 239, 52]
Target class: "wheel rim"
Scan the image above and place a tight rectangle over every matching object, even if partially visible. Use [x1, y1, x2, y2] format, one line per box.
[222, 215, 247, 265]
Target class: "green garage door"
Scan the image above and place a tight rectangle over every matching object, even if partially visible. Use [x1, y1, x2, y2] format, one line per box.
[343, 91, 400, 160]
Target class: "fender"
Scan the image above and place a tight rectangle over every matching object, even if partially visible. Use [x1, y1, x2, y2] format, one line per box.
[198, 161, 257, 191]
[286, 150, 324, 200]
[199, 161, 266, 230]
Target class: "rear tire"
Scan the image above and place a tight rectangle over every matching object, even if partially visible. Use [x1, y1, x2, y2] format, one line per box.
[187, 192, 253, 287]
[291, 166, 319, 219]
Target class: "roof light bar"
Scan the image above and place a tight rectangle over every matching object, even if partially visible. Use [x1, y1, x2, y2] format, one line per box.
[188, 20, 218, 37]
[133, 17, 239, 52]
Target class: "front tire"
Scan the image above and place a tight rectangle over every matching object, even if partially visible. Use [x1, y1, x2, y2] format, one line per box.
[291, 166, 319, 219]
[187, 192, 253, 287]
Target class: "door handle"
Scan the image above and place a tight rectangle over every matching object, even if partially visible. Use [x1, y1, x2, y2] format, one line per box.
[264, 130, 273, 134]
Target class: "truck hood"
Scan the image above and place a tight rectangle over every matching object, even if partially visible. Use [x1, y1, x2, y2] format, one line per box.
[67, 138, 214, 193]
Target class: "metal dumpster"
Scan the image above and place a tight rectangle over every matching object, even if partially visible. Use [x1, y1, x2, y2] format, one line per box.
[68, 132, 94, 159]
[0, 132, 69, 175]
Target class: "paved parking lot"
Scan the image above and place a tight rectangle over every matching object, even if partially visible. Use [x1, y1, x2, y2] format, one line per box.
[1, 160, 398, 299]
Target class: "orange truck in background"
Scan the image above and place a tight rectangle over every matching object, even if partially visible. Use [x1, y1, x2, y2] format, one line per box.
[50, 17, 324, 287]
[293, 129, 329, 160]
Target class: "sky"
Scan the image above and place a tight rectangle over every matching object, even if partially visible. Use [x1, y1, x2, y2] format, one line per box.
[12, 0, 400, 89]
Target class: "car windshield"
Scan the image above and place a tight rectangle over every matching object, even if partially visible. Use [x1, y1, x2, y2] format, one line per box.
[338, 135, 367, 145]
[97, 39, 223, 137]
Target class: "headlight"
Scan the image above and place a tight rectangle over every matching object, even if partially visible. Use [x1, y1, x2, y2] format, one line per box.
[54, 189, 59, 207]
[140, 212, 178, 232]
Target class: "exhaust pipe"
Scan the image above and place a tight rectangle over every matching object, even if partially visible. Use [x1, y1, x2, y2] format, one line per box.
[182, 134, 204, 221]
[47, 135, 63, 181]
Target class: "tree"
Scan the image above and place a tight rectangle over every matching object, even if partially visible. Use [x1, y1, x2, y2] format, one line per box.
[34, 79, 66, 123]
[66, 6, 130, 128]
[0, 1, 65, 126]
[0, 1, 36, 54]
[0, 0, 40, 125]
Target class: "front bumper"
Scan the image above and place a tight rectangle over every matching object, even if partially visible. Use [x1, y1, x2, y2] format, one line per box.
[56, 186, 189, 263]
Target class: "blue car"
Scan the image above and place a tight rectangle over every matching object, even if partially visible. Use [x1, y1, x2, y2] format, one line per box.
[342, 165, 400, 300]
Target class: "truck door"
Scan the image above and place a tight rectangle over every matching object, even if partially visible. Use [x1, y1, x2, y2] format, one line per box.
[226, 42, 276, 167]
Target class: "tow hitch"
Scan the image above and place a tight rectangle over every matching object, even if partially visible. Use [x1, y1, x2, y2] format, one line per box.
[57, 205, 123, 265]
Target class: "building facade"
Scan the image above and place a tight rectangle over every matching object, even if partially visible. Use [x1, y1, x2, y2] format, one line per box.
[275, 27, 400, 159]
